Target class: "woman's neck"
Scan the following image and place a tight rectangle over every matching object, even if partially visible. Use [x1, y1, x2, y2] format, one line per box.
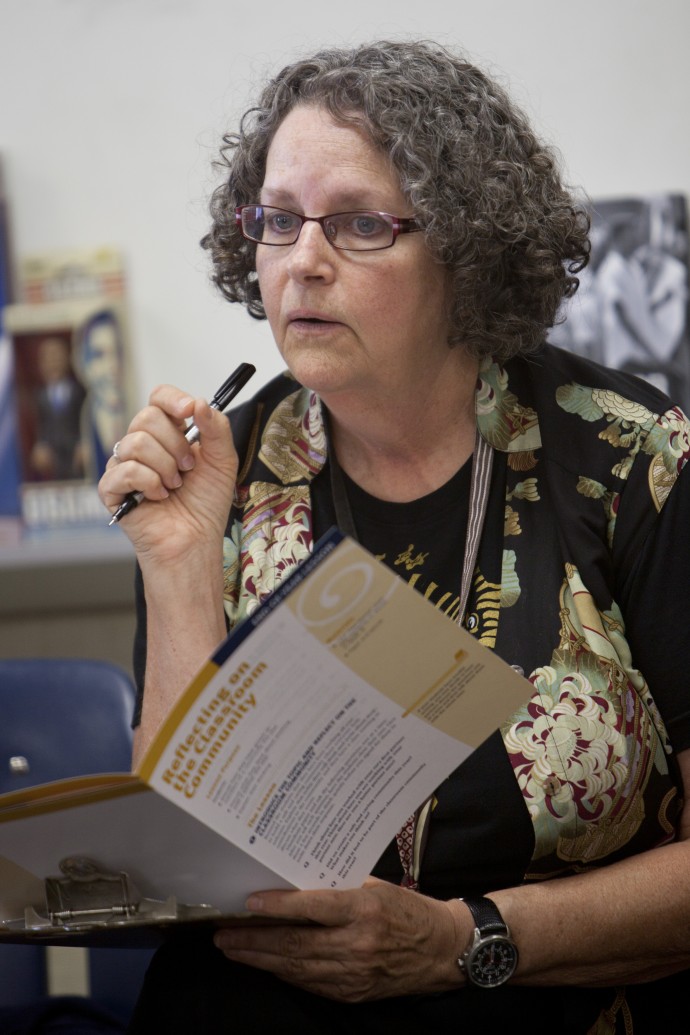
[323, 352, 479, 502]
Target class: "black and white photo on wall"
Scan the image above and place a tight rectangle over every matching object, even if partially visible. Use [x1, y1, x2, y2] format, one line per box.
[551, 193, 690, 413]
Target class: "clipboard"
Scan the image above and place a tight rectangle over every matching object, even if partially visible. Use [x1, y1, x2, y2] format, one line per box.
[0, 853, 280, 948]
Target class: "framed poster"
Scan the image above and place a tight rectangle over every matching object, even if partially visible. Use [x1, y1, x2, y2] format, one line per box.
[551, 193, 690, 413]
[5, 298, 131, 531]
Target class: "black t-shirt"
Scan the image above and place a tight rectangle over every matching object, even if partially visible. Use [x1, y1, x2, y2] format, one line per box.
[311, 457, 535, 896]
[316, 458, 472, 618]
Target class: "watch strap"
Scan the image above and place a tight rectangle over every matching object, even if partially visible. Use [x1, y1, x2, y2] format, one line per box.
[462, 896, 509, 936]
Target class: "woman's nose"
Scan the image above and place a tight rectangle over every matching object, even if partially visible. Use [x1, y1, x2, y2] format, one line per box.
[286, 220, 336, 282]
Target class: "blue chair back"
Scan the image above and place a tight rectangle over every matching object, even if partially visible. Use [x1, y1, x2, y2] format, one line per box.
[0, 657, 135, 792]
[0, 657, 152, 1023]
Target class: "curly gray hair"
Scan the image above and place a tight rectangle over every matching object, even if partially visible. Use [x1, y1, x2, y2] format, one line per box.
[201, 39, 590, 361]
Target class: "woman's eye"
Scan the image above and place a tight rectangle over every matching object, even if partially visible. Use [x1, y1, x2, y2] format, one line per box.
[351, 215, 385, 236]
[267, 212, 299, 233]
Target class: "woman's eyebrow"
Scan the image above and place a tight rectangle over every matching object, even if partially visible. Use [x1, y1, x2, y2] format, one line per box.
[258, 187, 392, 211]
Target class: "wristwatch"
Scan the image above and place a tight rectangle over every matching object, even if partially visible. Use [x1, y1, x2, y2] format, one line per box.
[457, 896, 519, 988]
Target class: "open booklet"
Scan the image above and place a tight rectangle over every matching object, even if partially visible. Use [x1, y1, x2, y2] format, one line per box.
[0, 530, 531, 945]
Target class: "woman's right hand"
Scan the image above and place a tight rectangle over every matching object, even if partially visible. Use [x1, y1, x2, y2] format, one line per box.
[98, 384, 239, 568]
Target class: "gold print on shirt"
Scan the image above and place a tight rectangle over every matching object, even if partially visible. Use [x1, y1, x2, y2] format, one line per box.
[506, 477, 540, 503]
[507, 450, 538, 472]
[465, 571, 502, 649]
[408, 573, 462, 622]
[464, 554, 520, 647]
[505, 505, 521, 536]
[394, 544, 429, 571]
[555, 383, 656, 483]
[503, 480, 538, 539]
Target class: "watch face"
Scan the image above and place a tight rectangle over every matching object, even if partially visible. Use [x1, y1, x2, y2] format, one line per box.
[467, 935, 518, 988]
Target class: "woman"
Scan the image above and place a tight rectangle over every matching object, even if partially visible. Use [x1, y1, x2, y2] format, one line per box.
[99, 40, 690, 1034]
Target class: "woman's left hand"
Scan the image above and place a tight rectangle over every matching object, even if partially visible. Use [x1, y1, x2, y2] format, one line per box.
[214, 878, 466, 1002]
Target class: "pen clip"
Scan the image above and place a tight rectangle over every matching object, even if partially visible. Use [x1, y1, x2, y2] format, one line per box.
[211, 363, 256, 412]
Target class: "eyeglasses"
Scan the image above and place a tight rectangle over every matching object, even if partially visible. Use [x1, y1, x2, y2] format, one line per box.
[235, 205, 422, 251]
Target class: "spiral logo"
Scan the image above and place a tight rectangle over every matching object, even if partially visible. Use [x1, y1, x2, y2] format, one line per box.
[296, 561, 374, 628]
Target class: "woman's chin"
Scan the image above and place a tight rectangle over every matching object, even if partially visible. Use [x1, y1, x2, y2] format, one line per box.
[283, 353, 359, 397]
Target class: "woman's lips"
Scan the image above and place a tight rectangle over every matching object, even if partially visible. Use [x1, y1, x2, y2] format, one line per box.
[288, 314, 343, 333]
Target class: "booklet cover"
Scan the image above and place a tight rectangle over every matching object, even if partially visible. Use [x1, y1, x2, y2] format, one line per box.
[0, 532, 531, 945]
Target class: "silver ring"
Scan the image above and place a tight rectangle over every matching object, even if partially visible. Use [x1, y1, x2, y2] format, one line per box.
[112, 440, 123, 462]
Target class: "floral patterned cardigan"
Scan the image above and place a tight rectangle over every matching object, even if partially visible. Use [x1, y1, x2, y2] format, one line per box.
[133, 341, 689, 890]
[211, 342, 690, 889]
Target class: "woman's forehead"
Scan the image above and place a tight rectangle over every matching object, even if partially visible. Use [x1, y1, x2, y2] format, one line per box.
[262, 106, 404, 210]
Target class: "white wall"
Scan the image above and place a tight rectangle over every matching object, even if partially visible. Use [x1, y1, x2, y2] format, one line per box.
[2, 0, 688, 406]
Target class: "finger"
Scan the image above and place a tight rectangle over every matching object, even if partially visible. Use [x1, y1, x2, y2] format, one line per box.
[147, 383, 197, 422]
[145, 384, 235, 456]
[132, 397, 235, 474]
[99, 421, 194, 512]
[188, 398, 237, 469]
[125, 405, 198, 470]
[107, 427, 192, 489]
[214, 917, 355, 961]
[243, 887, 360, 927]
[99, 456, 172, 509]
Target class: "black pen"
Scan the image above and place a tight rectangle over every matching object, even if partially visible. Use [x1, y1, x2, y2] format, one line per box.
[108, 362, 256, 526]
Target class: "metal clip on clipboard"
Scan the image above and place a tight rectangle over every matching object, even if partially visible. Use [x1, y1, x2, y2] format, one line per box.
[20, 856, 220, 933]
